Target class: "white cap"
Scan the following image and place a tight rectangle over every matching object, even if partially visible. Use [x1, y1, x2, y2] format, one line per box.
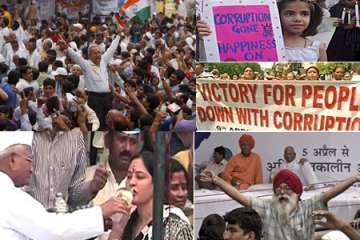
[185, 37, 194, 51]
[73, 23, 83, 30]
[145, 32, 153, 40]
[52, 67, 68, 76]
[110, 58, 122, 65]
[130, 49, 138, 54]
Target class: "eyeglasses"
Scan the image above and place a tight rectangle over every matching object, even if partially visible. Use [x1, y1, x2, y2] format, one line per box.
[274, 185, 293, 194]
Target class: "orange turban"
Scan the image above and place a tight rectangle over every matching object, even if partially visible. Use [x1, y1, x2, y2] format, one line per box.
[238, 134, 255, 149]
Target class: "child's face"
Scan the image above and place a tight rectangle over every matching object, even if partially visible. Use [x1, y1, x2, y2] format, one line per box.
[306, 68, 319, 80]
[280, 1, 311, 36]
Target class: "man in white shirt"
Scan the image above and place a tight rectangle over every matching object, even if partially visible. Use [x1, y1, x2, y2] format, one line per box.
[59, 27, 121, 130]
[86, 131, 141, 240]
[5, 33, 28, 70]
[25, 38, 41, 69]
[0, 143, 130, 240]
[16, 66, 39, 96]
[271, 146, 319, 188]
[196, 146, 227, 189]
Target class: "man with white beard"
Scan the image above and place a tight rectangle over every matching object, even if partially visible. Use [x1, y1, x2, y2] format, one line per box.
[200, 169, 360, 240]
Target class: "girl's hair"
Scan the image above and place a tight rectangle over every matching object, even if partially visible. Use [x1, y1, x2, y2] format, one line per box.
[198, 214, 226, 240]
[164, 159, 189, 203]
[306, 66, 320, 75]
[277, 0, 323, 36]
[129, 151, 155, 178]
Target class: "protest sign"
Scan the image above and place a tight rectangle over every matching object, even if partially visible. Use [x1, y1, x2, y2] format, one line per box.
[196, 78, 360, 131]
[93, 0, 119, 15]
[201, 0, 286, 62]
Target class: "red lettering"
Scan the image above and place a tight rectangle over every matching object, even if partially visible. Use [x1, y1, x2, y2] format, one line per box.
[301, 85, 312, 107]
[273, 84, 284, 105]
[273, 111, 282, 129]
[313, 85, 324, 108]
[325, 116, 335, 130]
[349, 87, 360, 111]
[324, 85, 337, 109]
[263, 84, 272, 104]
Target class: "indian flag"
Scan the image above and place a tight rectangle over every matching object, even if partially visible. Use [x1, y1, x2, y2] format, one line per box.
[124, 0, 151, 24]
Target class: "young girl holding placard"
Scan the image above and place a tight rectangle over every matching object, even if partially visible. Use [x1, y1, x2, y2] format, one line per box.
[196, 0, 327, 61]
[277, 0, 327, 61]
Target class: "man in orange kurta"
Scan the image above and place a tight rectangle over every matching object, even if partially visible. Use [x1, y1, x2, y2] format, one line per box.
[222, 134, 263, 190]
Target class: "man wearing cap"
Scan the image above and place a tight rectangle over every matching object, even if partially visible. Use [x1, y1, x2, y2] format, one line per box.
[51, 67, 68, 96]
[201, 168, 360, 240]
[222, 134, 263, 190]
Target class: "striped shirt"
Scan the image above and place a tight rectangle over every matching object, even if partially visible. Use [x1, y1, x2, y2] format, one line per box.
[27, 129, 93, 210]
[251, 194, 327, 240]
[67, 35, 120, 93]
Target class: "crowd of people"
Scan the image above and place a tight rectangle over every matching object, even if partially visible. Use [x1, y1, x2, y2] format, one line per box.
[198, 63, 360, 81]
[0, 2, 196, 132]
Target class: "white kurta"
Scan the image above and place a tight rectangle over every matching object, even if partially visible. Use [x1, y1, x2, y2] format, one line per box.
[0, 171, 104, 240]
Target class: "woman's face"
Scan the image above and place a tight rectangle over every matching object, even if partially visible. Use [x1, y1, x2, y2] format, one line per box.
[168, 171, 188, 209]
[306, 68, 319, 80]
[127, 157, 153, 205]
[243, 67, 254, 80]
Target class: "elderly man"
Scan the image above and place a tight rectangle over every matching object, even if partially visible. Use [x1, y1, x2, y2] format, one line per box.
[271, 146, 319, 188]
[222, 134, 263, 190]
[0, 143, 130, 240]
[201, 168, 360, 240]
[59, 26, 122, 130]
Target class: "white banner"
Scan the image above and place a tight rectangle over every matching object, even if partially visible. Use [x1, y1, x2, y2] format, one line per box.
[195, 132, 360, 183]
[196, 79, 360, 131]
[38, 0, 56, 20]
[92, 0, 119, 15]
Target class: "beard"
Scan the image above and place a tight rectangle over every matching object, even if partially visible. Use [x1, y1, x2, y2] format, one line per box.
[272, 192, 298, 225]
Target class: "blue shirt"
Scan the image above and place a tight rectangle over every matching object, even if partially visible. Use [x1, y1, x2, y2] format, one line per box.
[1, 83, 17, 109]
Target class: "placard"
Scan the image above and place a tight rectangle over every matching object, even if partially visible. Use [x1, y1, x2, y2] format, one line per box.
[201, 0, 286, 62]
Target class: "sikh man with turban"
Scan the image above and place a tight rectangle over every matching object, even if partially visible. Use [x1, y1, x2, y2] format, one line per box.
[221, 134, 263, 190]
[201, 168, 360, 240]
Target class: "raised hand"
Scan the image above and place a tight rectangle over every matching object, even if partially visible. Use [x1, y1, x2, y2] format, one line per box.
[89, 165, 109, 194]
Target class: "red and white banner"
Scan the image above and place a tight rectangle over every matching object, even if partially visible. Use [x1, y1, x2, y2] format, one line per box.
[196, 79, 360, 131]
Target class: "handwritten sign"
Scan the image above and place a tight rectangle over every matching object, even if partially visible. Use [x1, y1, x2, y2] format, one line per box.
[201, 0, 286, 62]
[196, 78, 360, 131]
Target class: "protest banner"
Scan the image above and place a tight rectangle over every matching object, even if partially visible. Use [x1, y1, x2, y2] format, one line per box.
[196, 78, 360, 131]
[92, 0, 119, 15]
[200, 0, 286, 62]
[196, 132, 360, 183]
[38, 0, 56, 20]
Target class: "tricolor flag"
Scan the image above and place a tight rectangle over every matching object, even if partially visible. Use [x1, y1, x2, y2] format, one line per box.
[123, 0, 151, 24]
[114, 13, 126, 29]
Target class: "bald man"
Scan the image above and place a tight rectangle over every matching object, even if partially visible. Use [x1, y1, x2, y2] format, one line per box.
[0, 144, 130, 240]
[271, 146, 319, 188]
